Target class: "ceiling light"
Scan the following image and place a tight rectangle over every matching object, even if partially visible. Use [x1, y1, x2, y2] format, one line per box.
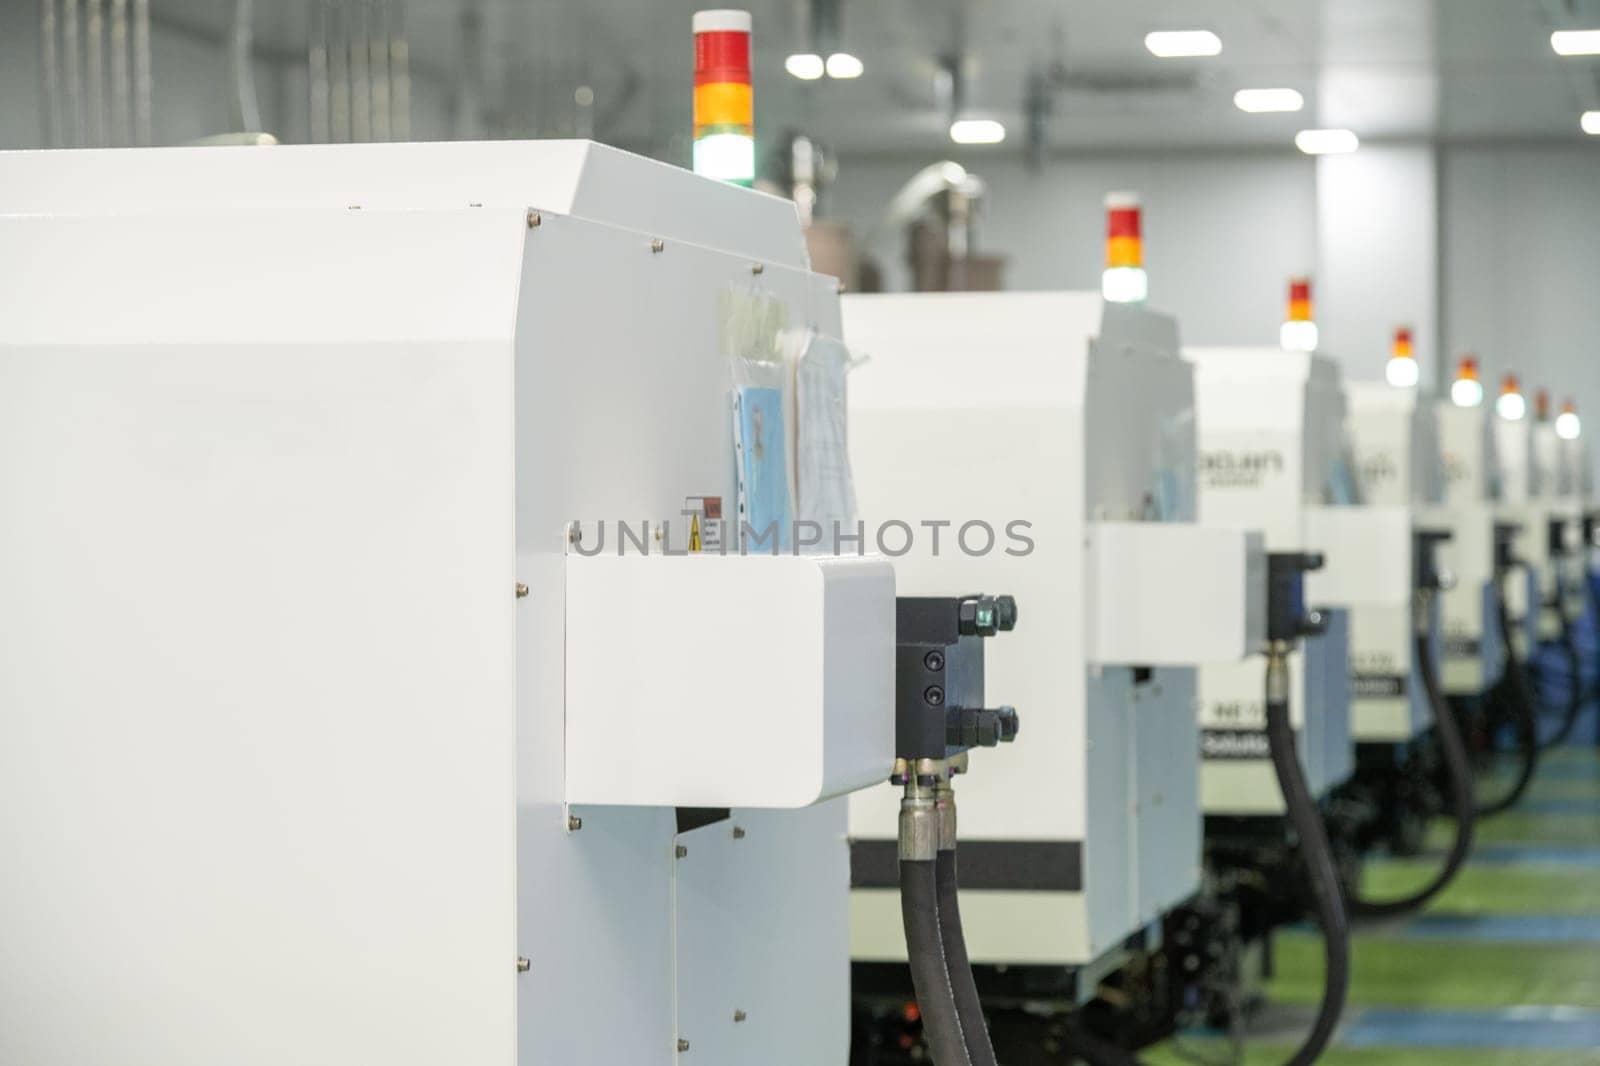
[1234, 88, 1304, 114]
[825, 52, 863, 79]
[1551, 29, 1600, 56]
[1144, 30, 1222, 58]
[1295, 128, 1359, 155]
[1583, 111, 1600, 135]
[949, 118, 1006, 145]
[785, 53, 825, 80]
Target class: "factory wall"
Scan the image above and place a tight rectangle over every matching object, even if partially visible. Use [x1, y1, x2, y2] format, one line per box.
[1441, 142, 1600, 464]
[826, 149, 1319, 349]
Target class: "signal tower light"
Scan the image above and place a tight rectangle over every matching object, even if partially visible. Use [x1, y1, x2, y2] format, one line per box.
[1280, 277, 1318, 352]
[1496, 374, 1527, 422]
[692, 10, 755, 186]
[1385, 326, 1419, 388]
[1557, 399, 1582, 441]
[1451, 355, 1484, 408]
[1101, 192, 1148, 304]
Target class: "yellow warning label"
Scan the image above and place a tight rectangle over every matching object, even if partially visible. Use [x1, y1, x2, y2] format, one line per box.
[690, 514, 702, 553]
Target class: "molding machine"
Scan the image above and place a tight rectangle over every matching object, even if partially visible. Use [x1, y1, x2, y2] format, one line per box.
[1183, 348, 1358, 817]
[1435, 398, 1508, 699]
[1336, 383, 1477, 909]
[0, 141, 1026, 1066]
[842, 293, 1267, 1046]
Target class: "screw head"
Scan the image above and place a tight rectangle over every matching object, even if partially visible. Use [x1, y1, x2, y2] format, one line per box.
[567, 815, 583, 832]
[733, 1009, 747, 1023]
[526, 209, 542, 228]
[517, 956, 531, 973]
[516, 583, 529, 599]
[750, 262, 764, 275]
[675, 844, 688, 859]
[732, 826, 746, 839]
[677, 1039, 691, 1052]
[924, 685, 945, 706]
[651, 238, 666, 253]
[923, 650, 945, 672]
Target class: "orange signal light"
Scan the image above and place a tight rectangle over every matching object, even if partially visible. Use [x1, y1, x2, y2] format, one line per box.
[1287, 277, 1313, 322]
[1104, 192, 1143, 270]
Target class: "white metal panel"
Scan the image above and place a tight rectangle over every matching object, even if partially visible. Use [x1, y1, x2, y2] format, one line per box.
[0, 141, 809, 269]
[564, 554, 895, 808]
[1135, 668, 1203, 921]
[1088, 523, 1265, 665]
[510, 210, 848, 1065]
[673, 803, 852, 1065]
[0, 217, 520, 1066]
[1304, 505, 1413, 608]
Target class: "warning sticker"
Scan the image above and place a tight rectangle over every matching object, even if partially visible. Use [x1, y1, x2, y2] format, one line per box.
[684, 496, 724, 554]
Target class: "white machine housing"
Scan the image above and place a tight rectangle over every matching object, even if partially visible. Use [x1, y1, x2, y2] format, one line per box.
[1495, 410, 1562, 647]
[1533, 418, 1587, 626]
[1342, 381, 1443, 742]
[845, 292, 1266, 972]
[0, 141, 896, 1066]
[1184, 348, 1360, 813]
[1434, 401, 1508, 694]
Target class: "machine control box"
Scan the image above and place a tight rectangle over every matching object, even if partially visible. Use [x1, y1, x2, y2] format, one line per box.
[892, 595, 1018, 763]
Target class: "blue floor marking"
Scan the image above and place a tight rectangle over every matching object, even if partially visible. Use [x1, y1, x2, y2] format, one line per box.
[1521, 798, 1600, 816]
[1396, 914, 1600, 943]
[1342, 1006, 1600, 1049]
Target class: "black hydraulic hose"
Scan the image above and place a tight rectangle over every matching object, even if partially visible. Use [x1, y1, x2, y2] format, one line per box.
[1350, 627, 1476, 918]
[935, 849, 998, 1066]
[1264, 663, 1349, 1065]
[1477, 574, 1540, 817]
[901, 857, 972, 1066]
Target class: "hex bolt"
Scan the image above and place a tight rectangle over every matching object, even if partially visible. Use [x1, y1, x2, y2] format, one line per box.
[733, 1010, 747, 1023]
[517, 957, 531, 973]
[750, 262, 764, 275]
[924, 685, 945, 706]
[675, 844, 688, 859]
[516, 583, 529, 599]
[732, 826, 746, 840]
[567, 815, 583, 832]
[924, 650, 945, 672]
[677, 1039, 691, 1053]
[526, 209, 541, 228]
[651, 238, 666, 253]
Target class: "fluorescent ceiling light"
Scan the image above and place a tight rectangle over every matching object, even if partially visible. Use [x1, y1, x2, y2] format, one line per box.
[1234, 88, 1304, 113]
[825, 52, 863, 79]
[1583, 111, 1600, 135]
[1145, 30, 1222, 58]
[1295, 128, 1359, 154]
[949, 119, 1006, 145]
[785, 53, 825, 80]
[1551, 30, 1600, 56]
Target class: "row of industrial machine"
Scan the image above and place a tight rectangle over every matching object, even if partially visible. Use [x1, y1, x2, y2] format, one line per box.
[1, 136, 1591, 1066]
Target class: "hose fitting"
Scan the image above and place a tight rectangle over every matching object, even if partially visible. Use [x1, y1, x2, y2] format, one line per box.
[900, 773, 941, 863]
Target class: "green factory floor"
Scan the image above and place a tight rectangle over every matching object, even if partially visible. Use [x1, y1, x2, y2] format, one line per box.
[1146, 745, 1600, 1065]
